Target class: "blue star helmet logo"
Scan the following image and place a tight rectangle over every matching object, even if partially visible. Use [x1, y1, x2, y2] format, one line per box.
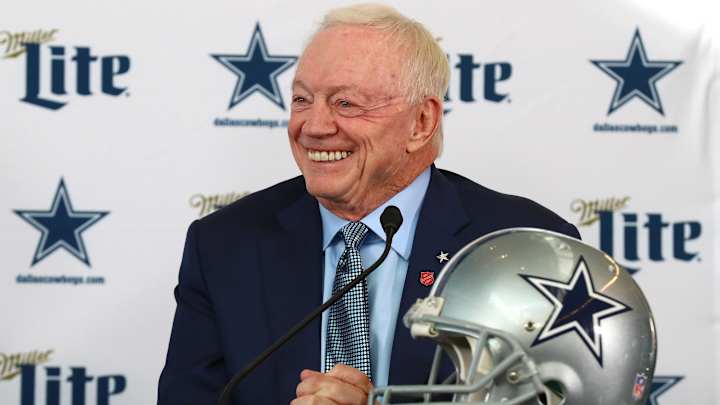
[14, 178, 109, 267]
[521, 257, 631, 366]
[591, 28, 682, 115]
[646, 376, 683, 405]
[212, 23, 297, 110]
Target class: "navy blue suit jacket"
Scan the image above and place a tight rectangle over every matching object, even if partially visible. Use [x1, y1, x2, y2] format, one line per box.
[158, 167, 580, 404]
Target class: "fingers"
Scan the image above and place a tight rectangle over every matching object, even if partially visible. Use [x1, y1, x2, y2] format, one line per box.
[300, 369, 324, 381]
[290, 395, 338, 405]
[327, 364, 373, 393]
[295, 366, 371, 405]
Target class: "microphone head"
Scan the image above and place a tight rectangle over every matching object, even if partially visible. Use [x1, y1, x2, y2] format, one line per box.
[380, 205, 403, 236]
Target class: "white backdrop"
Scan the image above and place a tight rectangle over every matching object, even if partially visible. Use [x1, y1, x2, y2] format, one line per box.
[1, 1, 718, 404]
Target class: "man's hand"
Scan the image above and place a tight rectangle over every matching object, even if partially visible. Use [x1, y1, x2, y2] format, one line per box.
[291, 364, 373, 405]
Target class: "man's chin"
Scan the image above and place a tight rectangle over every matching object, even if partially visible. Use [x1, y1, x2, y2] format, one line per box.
[305, 184, 345, 201]
[304, 180, 354, 203]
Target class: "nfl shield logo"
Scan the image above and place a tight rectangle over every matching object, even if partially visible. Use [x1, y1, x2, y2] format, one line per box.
[419, 271, 434, 286]
[632, 373, 647, 400]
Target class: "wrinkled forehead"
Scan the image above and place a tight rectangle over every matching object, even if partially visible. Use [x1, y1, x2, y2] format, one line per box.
[295, 25, 406, 97]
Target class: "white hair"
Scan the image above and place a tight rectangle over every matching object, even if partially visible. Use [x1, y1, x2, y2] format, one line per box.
[314, 3, 449, 153]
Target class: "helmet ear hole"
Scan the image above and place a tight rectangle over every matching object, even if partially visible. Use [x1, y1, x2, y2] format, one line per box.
[545, 380, 565, 396]
[538, 380, 566, 405]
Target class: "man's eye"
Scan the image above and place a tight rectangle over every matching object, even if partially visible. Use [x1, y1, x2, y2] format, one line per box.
[292, 96, 308, 104]
[332, 99, 364, 117]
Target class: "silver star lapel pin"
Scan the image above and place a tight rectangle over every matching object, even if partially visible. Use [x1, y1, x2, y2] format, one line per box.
[436, 251, 449, 264]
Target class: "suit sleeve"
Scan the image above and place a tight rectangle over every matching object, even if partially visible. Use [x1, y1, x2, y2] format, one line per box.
[158, 221, 227, 405]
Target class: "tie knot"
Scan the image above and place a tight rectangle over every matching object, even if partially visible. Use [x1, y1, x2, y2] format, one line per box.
[340, 221, 369, 250]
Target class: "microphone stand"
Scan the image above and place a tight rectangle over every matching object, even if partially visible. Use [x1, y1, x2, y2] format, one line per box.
[217, 206, 402, 405]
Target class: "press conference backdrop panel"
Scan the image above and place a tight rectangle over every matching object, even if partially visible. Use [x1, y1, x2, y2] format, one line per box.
[1, 0, 718, 404]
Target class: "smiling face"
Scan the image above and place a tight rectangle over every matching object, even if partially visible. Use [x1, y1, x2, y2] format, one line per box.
[289, 25, 437, 220]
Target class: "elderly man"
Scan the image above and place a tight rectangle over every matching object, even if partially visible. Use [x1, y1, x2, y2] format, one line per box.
[159, 4, 579, 405]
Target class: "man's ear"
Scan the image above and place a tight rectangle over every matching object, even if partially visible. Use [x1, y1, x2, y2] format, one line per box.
[407, 96, 442, 153]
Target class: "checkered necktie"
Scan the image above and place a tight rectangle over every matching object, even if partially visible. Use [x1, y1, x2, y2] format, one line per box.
[324, 221, 372, 379]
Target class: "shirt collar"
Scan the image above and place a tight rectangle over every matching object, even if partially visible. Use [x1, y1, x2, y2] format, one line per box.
[319, 167, 431, 260]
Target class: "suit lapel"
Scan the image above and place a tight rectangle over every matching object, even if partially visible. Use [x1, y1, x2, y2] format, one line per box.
[263, 190, 323, 396]
[389, 167, 470, 384]
[259, 169, 473, 388]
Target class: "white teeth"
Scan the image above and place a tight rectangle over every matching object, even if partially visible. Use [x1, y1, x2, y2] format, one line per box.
[307, 149, 352, 162]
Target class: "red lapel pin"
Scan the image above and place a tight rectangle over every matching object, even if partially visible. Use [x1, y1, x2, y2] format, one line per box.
[419, 271, 435, 286]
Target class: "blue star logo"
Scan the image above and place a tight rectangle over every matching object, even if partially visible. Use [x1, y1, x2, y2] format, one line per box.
[14, 179, 109, 267]
[591, 29, 682, 115]
[646, 376, 683, 405]
[211, 23, 297, 110]
[521, 257, 631, 366]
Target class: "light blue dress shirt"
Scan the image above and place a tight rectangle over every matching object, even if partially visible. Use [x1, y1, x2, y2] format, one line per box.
[319, 167, 431, 387]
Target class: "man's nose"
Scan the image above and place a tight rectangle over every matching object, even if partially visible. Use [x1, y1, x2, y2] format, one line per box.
[302, 102, 337, 137]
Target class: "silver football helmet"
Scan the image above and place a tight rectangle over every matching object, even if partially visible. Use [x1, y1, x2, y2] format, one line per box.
[370, 228, 656, 405]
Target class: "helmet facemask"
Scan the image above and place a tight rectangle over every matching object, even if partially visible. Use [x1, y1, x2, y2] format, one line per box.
[369, 297, 566, 405]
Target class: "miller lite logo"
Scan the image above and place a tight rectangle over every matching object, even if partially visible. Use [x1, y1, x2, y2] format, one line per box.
[20, 43, 131, 110]
[597, 210, 702, 273]
[570, 196, 705, 275]
[18, 364, 126, 404]
[444, 53, 513, 114]
[189, 191, 249, 218]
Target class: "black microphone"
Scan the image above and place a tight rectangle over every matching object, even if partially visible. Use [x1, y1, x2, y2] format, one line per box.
[217, 205, 403, 405]
[380, 205, 403, 236]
